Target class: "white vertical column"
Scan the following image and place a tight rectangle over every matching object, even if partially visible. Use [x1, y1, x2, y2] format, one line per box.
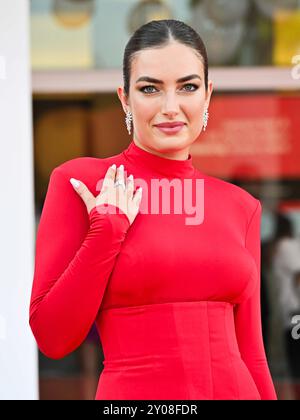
[0, 0, 38, 399]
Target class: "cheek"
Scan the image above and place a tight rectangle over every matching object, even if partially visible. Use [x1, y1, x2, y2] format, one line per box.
[187, 99, 205, 121]
[133, 98, 156, 122]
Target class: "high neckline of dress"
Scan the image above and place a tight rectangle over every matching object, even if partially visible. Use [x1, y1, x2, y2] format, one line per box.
[122, 139, 196, 179]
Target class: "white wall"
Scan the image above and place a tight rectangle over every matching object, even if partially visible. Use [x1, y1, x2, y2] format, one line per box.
[0, 0, 38, 399]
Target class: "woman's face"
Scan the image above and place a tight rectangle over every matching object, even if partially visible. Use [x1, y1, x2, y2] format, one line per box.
[118, 41, 213, 160]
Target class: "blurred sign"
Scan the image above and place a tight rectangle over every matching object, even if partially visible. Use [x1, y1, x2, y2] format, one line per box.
[191, 94, 300, 180]
[31, 13, 93, 69]
[273, 10, 300, 65]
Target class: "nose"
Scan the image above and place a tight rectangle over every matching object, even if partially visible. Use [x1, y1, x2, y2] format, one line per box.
[161, 91, 180, 117]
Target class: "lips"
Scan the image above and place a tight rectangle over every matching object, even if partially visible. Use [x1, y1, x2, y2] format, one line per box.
[154, 122, 185, 128]
[154, 124, 185, 135]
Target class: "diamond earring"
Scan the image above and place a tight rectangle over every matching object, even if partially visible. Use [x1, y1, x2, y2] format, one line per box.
[125, 110, 133, 135]
[203, 108, 209, 131]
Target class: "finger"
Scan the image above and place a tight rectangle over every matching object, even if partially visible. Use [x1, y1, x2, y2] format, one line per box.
[70, 178, 95, 209]
[115, 164, 125, 184]
[132, 186, 142, 206]
[114, 165, 127, 199]
[101, 164, 117, 193]
[127, 174, 134, 197]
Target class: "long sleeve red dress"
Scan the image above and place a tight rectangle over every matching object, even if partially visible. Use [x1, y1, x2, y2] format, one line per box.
[29, 139, 277, 400]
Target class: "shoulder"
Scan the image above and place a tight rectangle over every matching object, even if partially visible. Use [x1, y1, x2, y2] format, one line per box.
[52, 154, 119, 178]
[48, 152, 124, 195]
[51, 150, 124, 179]
[197, 170, 261, 222]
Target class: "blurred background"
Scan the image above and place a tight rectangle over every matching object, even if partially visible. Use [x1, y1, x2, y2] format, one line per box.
[1, 0, 300, 400]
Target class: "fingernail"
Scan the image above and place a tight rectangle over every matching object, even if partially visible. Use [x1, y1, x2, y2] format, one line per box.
[128, 174, 133, 180]
[119, 164, 124, 171]
[70, 178, 80, 188]
[138, 187, 142, 192]
[111, 164, 116, 170]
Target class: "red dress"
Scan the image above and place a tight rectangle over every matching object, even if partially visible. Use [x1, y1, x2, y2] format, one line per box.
[29, 140, 277, 400]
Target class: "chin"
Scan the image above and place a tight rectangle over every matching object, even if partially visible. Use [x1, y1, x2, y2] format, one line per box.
[154, 137, 188, 152]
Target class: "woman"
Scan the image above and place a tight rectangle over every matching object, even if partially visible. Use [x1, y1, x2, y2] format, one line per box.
[29, 19, 277, 400]
[272, 213, 300, 398]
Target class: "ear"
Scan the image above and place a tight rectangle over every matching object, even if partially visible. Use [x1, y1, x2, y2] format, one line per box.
[117, 86, 130, 113]
[205, 79, 213, 109]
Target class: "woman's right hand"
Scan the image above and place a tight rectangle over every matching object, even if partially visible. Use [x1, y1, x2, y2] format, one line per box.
[69, 164, 142, 226]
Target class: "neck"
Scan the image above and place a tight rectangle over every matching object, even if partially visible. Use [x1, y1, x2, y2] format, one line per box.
[122, 138, 196, 180]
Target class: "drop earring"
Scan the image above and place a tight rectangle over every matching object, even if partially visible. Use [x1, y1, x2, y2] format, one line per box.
[203, 108, 209, 131]
[125, 110, 133, 135]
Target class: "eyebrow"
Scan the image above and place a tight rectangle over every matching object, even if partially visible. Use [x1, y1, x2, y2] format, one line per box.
[135, 74, 202, 84]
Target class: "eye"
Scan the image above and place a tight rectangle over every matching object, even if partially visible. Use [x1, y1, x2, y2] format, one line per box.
[139, 85, 157, 94]
[182, 83, 198, 92]
[139, 83, 199, 95]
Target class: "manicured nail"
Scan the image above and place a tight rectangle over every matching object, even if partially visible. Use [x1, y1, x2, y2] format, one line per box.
[119, 164, 124, 171]
[111, 164, 116, 170]
[70, 178, 80, 188]
[128, 174, 133, 181]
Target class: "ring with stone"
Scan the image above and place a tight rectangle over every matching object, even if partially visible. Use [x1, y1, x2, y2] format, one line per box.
[114, 179, 126, 190]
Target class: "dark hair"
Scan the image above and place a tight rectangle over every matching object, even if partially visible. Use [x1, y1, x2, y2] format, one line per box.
[123, 19, 209, 98]
[273, 212, 293, 241]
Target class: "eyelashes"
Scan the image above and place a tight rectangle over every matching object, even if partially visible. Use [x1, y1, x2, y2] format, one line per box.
[139, 83, 199, 94]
